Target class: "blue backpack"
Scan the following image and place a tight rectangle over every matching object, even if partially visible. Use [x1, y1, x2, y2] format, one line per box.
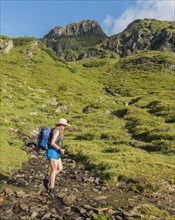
[38, 126, 51, 149]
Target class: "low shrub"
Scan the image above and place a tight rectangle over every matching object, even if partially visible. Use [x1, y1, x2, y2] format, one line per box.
[83, 60, 106, 68]
[147, 131, 175, 141]
[144, 140, 175, 153]
[112, 108, 128, 118]
[57, 84, 69, 92]
[132, 204, 172, 219]
[75, 132, 100, 140]
[101, 132, 117, 141]
[41, 46, 60, 61]
[11, 140, 24, 149]
[103, 147, 121, 153]
[82, 103, 100, 113]
[0, 35, 10, 40]
[13, 37, 37, 46]
[123, 182, 160, 193]
[165, 115, 175, 123]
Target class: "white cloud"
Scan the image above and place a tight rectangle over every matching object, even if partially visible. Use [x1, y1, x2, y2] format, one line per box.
[103, 15, 114, 28]
[102, 0, 175, 36]
[102, 15, 114, 36]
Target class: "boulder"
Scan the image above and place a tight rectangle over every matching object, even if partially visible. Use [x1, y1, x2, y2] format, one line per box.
[0, 39, 13, 54]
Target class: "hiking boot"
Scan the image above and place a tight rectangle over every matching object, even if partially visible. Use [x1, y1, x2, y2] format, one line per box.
[49, 188, 55, 198]
[43, 179, 49, 191]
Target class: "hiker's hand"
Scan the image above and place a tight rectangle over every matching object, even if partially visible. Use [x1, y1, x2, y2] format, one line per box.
[59, 148, 65, 154]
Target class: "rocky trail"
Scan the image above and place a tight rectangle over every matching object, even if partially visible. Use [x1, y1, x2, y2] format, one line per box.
[0, 143, 175, 220]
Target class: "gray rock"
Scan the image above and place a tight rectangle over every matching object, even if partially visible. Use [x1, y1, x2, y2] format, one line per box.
[0, 39, 13, 54]
[31, 211, 39, 219]
[4, 186, 15, 195]
[79, 207, 87, 215]
[62, 194, 76, 206]
[0, 195, 5, 205]
[19, 203, 30, 212]
[15, 190, 27, 198]
[41, 213, 51, 219]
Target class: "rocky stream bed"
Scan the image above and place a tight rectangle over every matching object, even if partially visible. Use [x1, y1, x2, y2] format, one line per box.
[0, 143, 175, 220]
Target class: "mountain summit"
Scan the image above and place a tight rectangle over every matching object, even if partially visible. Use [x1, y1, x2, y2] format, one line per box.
[43, 20, 107, 61]
[44, 20, 107, 39]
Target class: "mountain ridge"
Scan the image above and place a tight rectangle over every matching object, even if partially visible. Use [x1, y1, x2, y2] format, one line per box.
[42, 18, 175, 61]
[1, 18, 175, 61]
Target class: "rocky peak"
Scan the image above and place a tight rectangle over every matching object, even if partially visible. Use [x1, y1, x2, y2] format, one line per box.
[101, 19, 175, 57]
[43, 20, 108, 61]
[44, 20, 107, 39]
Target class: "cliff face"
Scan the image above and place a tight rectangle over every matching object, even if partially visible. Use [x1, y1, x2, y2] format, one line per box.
[43, 19, 175, 61]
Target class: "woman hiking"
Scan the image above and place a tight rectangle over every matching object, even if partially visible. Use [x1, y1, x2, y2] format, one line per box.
[46, 118, 70, 197]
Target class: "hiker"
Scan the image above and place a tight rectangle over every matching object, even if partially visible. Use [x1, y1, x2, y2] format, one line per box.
[46, 118, 70, 196]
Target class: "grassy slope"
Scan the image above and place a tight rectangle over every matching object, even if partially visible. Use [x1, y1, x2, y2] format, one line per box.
[1, 40, 175, 193]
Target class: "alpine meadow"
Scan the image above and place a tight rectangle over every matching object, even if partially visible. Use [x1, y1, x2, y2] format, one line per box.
[0, 19, 175, 219]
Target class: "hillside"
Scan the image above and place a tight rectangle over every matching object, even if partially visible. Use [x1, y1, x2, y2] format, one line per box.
[0, 21, 175, 218]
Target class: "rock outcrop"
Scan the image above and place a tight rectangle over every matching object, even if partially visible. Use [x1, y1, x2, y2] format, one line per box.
[0, 38, 13, 54]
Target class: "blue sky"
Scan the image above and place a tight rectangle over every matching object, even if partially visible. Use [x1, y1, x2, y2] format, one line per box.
[1, 0, 174, 38]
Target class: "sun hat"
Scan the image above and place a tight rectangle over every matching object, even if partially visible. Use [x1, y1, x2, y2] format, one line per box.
[56, 118, 70, 126]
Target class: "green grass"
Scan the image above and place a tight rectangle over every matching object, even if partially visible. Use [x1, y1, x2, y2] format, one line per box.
[0, 41, 175, 194]
[130, 204, 175, 220]
[0, 126, 28, 177]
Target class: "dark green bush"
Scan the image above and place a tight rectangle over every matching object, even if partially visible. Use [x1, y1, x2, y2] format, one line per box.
[83, 60, 106, 68]
[57, 84, 68, 92]
[103, 147, 120, 153]
[13, 37, 37, 46]
[118, 174, 128, 182]
[101, 132, 118, 141]
[83, 104, 100, 113]
[147, 131, 175, 141]
[112, 108, 128, 118]
[165, 115, 175, 123]
[0, 35, 10, 40]
[75, 132, 99, 140]
[144, 140, 175, 153]
[147, 102, 175, 121]
[123, 182, 160, 193]
[41, 46, 61, 61]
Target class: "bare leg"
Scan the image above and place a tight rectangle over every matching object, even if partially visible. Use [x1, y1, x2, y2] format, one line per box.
[56, 158, 63, 174]
[49, 158, 58, 189]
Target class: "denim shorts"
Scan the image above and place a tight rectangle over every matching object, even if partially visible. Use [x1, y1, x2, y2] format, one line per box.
[46, 148, 60, 160]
